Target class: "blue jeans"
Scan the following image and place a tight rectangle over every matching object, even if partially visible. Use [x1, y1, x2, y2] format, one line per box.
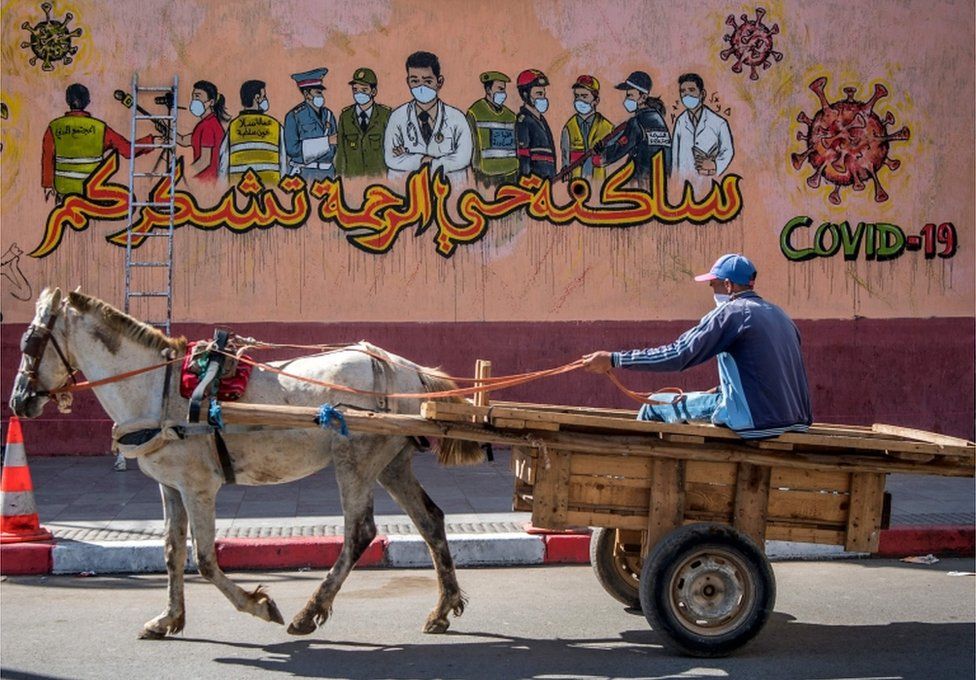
[637, 391, 720, 424]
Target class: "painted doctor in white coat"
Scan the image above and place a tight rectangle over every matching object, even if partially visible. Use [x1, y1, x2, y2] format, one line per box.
[671, 73, 734, 197]
[385, 50, 473, 184]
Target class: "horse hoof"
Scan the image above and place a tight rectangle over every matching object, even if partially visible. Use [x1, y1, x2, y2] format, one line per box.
[287, 619, 316, 636]
[423, 618, 450, 634]
[267, 600, 285, 625]
[138, 627, 166, 640]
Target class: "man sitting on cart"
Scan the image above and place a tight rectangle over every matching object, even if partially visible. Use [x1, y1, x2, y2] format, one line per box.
[582, 253, 813, 439]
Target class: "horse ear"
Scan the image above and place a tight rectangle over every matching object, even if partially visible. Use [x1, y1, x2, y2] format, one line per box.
[50, 287, 63, 309]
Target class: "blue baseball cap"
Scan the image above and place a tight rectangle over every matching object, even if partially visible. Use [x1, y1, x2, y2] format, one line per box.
[694, 254, 756, 285]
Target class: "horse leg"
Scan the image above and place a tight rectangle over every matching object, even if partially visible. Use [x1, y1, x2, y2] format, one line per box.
[288, 472, 376, 636]
[181, 487, 284, 626]
[139, 484, 188, 639]
[379, 446, 464, 633]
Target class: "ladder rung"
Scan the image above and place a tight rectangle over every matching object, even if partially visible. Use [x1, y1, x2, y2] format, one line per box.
[145, 322, 171, 328]
[133, 172, 170, 178]
[132, 143, 175, 149]
[128, 231, 173, 238]
[136, 86, 175, 93]
[135, 114, 175, 121]
[131, 201, 175, 207]
[128, 292, 170, 298]
[128, 262, 170, 267]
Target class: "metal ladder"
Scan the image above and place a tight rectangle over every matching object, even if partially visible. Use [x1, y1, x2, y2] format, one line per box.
[123, 73, 178, 334]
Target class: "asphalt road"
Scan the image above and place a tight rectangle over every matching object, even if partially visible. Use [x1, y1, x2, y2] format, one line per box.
[1, 560, 974, 680]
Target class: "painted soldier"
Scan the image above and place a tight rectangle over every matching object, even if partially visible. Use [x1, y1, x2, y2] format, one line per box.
[598, 70, 672, 184]
[335, 67, 392, 177]
[283, 67, 338, 182]
[466, 71, 518, 186]
[514, 69, 556, 180]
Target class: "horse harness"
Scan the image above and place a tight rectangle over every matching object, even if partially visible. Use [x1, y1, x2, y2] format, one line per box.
[17, 302, 80, 404]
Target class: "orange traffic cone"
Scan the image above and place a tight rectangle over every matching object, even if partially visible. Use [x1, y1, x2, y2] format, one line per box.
[0, 416, 53, 543]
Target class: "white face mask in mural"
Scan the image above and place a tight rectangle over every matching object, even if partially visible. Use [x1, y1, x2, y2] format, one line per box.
[492, 91, 507, 106]
[682, 95, 700, 110]
[312, 95, 325, 108]
[259, 98, 269, 112]
[534, 97, 549, 114]
[353, 92, 372, 106]
[411, 85, 437, 104]
[714, 293, 731, 307]
[189, 99, 206, 118]
[574, 100, 593, 116]
[623, 98, 638, 113]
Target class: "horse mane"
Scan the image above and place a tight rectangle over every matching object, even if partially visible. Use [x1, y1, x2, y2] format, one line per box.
[67, 291, 186, 353]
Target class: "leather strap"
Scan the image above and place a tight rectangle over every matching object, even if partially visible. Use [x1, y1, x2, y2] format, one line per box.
[213, 430, 236, 484]
[189, 329, 230, 423]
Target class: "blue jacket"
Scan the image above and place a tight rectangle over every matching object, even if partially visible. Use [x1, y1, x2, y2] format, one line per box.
[612, 291, 813, 438]
[283, 101, 337, 166]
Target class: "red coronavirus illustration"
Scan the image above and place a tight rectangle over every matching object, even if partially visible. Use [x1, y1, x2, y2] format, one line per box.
[720, 7, 783, 81]
[791, 77, 911, 205]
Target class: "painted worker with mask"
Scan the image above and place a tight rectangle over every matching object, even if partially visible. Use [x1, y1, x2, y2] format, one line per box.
[596, 70, 671, 184]
[671, 72, 735, 196]
[514, 69, 556, 180]
[175, 80, 230, 183]
[284, 67, 338, 182]
[466, 71, 518, 186]
[560, 74, 614, 182]
[581, 254, 812, 440]
[218, 80, 288, 186]
[335, 67, 391, 177]
[384, 50, 473, 184]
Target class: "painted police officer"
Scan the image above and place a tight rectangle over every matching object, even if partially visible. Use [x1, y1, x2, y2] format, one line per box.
[283, 67, 338, 182]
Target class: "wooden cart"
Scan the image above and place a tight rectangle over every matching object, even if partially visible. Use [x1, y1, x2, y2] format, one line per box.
[221, 397, 975, 657]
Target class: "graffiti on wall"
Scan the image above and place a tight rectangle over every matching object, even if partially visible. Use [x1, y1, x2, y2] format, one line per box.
[720, 7, 783, 81]
[20, 2, 82, 72]
[791, 77, 911, 205]
[780, 216, 958, 261]
[1, 244, 33, 301]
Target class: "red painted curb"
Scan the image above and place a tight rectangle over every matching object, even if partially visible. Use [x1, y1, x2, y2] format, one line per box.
[0, 542, 53, 575]
[876, 526, 975, 557]
[215, 536, 388, 571]
[543, 534, 590, 563]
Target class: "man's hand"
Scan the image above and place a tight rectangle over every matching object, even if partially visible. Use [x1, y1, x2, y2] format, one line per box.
[582, 351, 613, 374]
[420, 155, 433, 165]
[392, 145, 406, 157]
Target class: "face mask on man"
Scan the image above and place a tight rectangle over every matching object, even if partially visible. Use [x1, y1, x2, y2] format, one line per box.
[189, 99, 206, 118]
[411, 86, 437, 104]
[259, 98, 270, 112]
[312, 95, 325, 108]
[574, 100, 593, 116]
[682, 95, 700, 110]
[354, 92, 372, 106]
[534, 97, 549, 114]
[492, 91, 507, 106]
[714, 294, 730, 307]
[623, 98, 638, 113]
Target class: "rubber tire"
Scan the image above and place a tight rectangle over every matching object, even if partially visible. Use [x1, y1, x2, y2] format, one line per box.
[639, 523, 775, 657]
[589, 528, 641, 609]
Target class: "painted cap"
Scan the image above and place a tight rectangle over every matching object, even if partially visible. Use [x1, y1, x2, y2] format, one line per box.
[573, 74, 600, 93]
[694, 254, 757, 285]
[291, 67, 329, 89]
[517, 69, 548, 89]
[614, 70, 651, 93]
[480, 71, 511, 84]
[349, 67, 378, 87]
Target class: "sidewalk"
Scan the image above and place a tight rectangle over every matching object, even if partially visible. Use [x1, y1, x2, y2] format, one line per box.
[2, 449, 973, 575]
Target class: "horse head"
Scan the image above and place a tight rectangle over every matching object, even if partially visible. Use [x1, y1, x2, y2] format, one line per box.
[9, 286, 78, 419]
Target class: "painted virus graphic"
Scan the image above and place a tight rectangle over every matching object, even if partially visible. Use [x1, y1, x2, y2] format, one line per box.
[720, 7, 783, 81]
[20, 2, 83, 72]
[791, 77, 911, 205]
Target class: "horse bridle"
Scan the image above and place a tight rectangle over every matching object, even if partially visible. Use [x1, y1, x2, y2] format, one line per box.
[18, 300, 79, 399]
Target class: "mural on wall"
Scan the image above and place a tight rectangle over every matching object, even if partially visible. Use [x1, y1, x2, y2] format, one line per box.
[780, 217, 958, 262]
[19, 1, 82, 72]
[720, 7, 783, 81]
[1, 244, 32, 302]
[791, 77, 911, 205]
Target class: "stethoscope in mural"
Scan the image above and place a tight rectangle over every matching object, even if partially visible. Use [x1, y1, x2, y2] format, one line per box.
[404, 102, 447, 147]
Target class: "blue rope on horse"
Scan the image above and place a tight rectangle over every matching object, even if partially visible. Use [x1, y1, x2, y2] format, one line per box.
[208, 398, 224, 431]
[316, 403, 349, 437]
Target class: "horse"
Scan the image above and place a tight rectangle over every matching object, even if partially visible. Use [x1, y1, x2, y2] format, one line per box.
[9, 287, 485, 638]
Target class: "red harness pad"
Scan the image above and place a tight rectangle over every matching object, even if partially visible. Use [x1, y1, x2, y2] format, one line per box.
[179, 341, 254, 401]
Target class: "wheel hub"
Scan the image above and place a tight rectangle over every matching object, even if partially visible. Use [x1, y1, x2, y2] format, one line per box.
[669, 549, 754, 635]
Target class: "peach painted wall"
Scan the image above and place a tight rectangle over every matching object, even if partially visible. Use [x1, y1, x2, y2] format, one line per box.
[1, 0, 972, 324]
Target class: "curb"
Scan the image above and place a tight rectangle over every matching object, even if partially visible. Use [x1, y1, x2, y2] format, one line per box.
[2, 526, 973, 576]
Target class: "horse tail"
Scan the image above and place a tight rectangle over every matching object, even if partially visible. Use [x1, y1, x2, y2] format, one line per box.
[420, 372, 486, 467]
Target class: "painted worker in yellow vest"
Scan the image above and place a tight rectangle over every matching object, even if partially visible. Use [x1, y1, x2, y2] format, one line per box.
[41, 83, 158, 202]
[559, 75, 614, 183]
[465, 71, 518, 186]
[218, 79, 288, 186]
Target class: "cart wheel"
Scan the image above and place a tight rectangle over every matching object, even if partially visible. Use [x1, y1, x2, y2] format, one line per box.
[589, 528, 642, 608]
[639, 524, 775, 657]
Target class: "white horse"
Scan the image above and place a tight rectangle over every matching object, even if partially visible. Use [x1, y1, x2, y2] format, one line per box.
[9, 288, 483, 638]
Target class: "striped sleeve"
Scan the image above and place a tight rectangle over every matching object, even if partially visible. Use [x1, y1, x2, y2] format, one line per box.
[612, 308, 739, 372]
